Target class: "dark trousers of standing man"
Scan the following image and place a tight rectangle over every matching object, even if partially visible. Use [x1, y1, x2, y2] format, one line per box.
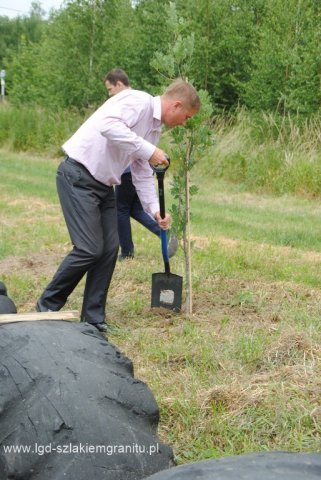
[116, 171, 160, 257]
[38, 157, 119, 325]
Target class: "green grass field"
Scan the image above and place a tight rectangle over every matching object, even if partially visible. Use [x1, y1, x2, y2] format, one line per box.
[0, 151, 320, 462]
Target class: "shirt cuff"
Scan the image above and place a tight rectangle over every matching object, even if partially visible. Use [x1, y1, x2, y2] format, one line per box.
[136, 140, 156, 162]
[150, 202, 160, 218]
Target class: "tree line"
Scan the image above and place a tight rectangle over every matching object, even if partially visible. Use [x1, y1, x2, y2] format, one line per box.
[1, 0, 320, 115]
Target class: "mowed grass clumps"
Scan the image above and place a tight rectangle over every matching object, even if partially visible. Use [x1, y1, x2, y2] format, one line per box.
[0, 151, 320, 463]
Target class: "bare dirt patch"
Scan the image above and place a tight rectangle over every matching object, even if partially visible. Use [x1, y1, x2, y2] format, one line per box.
[0, 251, 63, 278]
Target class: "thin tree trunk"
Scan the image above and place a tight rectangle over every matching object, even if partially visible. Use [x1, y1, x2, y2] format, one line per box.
[89, 0, 96, 75]
[185, 169, 192, 315]
[184, 142, 193, 315]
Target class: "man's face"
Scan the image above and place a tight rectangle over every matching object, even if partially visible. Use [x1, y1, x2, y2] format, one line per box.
[105, 80, 126, 97]
[163, 101, 198, 128]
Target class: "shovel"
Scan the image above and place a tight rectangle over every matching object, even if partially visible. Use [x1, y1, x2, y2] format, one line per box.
[151, 159, 183, 312]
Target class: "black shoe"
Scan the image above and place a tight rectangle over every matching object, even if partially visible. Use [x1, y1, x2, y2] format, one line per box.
[118, 253, 134, 261]
[168, 234, 179, 258]
[36, 300, 53, 312]
[93, 322, 109, 333]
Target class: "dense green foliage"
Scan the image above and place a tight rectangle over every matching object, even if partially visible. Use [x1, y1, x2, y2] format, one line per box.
[1, 0, 320, 113]
[0, 0, 320, 198]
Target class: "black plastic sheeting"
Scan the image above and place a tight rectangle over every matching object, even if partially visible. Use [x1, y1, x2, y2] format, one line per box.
[144, 451, 321, 480]
[0, 282, 17, 314]
[0, 321, 174, 480]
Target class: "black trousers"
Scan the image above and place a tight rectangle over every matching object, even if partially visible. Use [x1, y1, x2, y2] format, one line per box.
[39, 157, 119, 324]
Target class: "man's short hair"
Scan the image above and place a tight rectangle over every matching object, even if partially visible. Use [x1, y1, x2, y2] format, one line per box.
[163, 78, 200, 110]
[104, 69, 130, 87]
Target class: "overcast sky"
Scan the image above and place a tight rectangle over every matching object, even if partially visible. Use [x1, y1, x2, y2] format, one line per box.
[0, 0, 63, 18]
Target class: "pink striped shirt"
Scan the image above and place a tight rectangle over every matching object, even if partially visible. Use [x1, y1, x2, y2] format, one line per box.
[62, 89, 162, 216]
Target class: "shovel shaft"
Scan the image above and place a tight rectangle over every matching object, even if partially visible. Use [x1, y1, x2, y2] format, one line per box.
[161, 229, 170, 274]
[157, 176, 166, 219]
[151, 157, 182, 312]
[157, 172, 170, 274]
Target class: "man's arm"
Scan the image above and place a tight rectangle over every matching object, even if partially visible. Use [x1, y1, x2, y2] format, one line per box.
[130, 159, 171, 230]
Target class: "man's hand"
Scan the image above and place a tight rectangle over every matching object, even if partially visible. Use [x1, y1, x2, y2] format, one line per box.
[155, 212, 171, 230]
[149, 148, 170, 168]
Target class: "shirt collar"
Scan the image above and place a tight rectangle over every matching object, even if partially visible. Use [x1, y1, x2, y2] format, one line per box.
[153, 96, 161, 123]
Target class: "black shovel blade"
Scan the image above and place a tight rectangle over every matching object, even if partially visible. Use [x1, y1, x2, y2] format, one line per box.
[151, 272, 183, 312]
